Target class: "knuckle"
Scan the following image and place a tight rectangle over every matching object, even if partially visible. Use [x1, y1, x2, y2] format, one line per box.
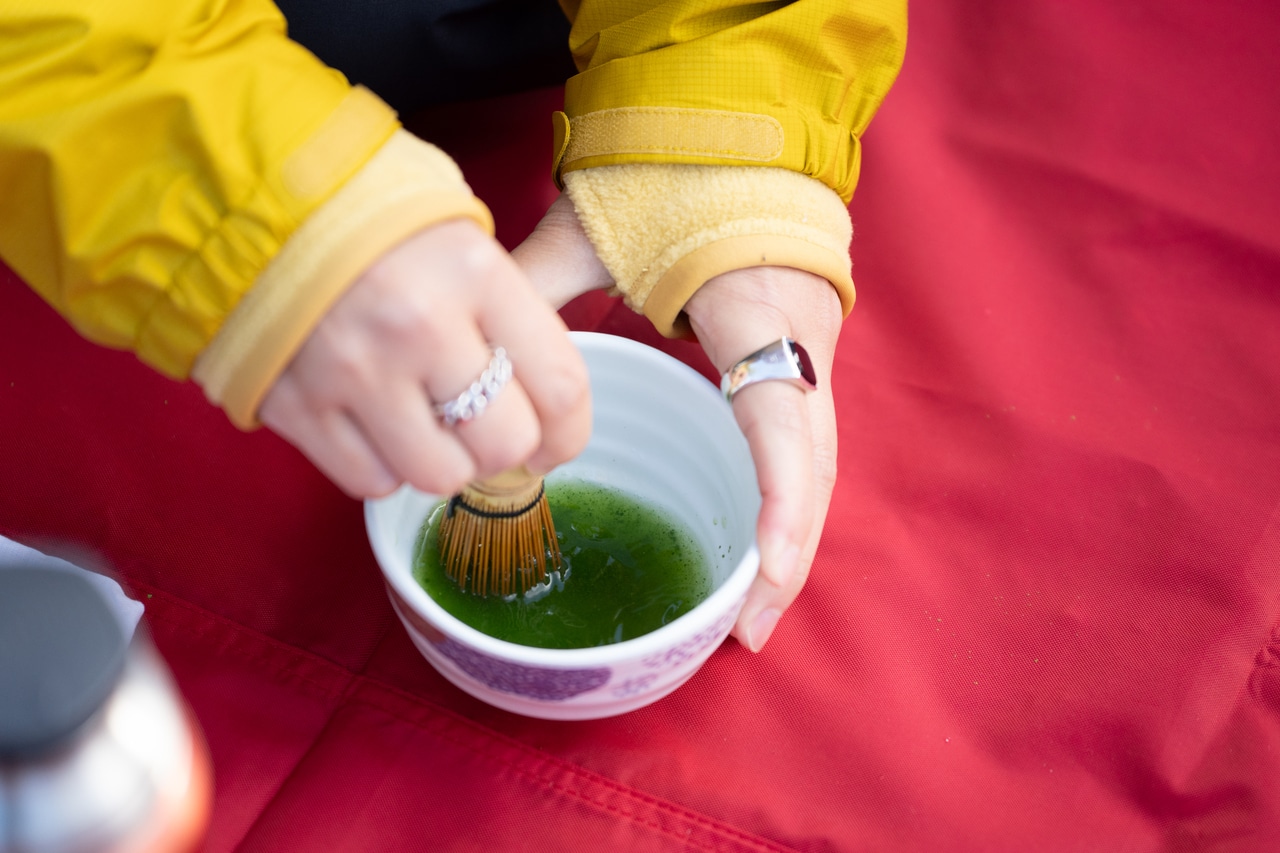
[535, 433, 584, 471]
[394, 441, 475, 497]
[542, 353, 591, 408]
[310, 322, 376, 389]
[317, 453, 395, 500]
[326, 348, 371, 390]
[532, 358, 591, 432]
[352, 473, 398, 500]
[345, 273, 450, 349]
[419, 460, 473, 498]
[540, 414, 591, 468]
[257, 382, 303, 433]
[475, 425, 540, 478]
[377, 299, 446, 349]
[461, 240, 506, 280]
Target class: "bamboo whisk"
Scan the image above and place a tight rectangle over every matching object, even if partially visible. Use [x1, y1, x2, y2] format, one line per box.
[437, 467, 563, 597]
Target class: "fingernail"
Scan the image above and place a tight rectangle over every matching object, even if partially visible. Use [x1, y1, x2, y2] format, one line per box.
[747, 608, 782, 653]
[761, 542, 800, 589]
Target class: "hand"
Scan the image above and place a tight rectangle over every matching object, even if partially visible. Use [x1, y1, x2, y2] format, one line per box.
[259, 219, 592, 499]
[684, 269, 842, 652]
[510, 193, 614, 306]
[515, 196, 843, 653]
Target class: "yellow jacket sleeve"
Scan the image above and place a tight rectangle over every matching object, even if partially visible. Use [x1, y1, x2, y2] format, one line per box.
[0, 1, 488, 396]
[553, 1, 906, 336]
[555, 0, 907, 203]
[193, 129, 492, 428]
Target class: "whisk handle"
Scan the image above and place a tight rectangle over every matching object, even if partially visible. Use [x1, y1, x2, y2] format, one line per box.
[464, 465, 543, 501]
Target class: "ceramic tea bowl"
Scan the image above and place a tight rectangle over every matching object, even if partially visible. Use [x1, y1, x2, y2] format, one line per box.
[365, 332, 761, 720]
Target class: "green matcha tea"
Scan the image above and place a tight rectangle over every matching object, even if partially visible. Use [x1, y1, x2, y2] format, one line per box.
[412, 481, 713, 649]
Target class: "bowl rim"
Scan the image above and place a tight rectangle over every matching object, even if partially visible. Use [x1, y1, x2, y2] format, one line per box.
[364, 331, 760, 669]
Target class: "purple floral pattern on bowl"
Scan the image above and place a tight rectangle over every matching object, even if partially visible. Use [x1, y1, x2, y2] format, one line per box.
[641, 609, 737, 671]
[367, 333, 764, 718]
[610, 673, 660, 699]
[435, 639, 612, 701]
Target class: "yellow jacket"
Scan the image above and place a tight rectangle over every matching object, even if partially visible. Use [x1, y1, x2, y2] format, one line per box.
[0, 0, 906, 427]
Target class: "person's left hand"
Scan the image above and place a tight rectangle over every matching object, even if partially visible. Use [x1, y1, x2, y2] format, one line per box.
[682, 267, 841, 652]
[514, 195, 843, 652]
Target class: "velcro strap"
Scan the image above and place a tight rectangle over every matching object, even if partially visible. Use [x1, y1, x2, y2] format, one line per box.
[552, 107, 784, 188]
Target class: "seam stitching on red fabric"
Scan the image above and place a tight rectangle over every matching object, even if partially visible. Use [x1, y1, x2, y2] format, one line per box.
[231, 677, 362, 852]
[132, 583, 797, 853]
[341, 693, 796, 853]
[143, 595, 349, 700]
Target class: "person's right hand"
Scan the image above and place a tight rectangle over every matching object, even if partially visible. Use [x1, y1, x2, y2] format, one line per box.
[258, 218, 592, 499]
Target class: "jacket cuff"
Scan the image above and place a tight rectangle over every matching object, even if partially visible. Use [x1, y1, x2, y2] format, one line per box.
[562, 164, 854, 337]
[192, 129, 493, 428]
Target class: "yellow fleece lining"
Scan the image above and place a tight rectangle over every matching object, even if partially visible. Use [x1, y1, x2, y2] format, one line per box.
[563, 163, 853, 337]
[193, 130, 492, 428]
[644, 234, 856, 337]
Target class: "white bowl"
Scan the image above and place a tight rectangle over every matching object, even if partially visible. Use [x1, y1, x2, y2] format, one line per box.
[365, 332, 760, 719]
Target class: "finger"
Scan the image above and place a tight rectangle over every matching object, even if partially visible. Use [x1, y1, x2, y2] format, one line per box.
[726, 381, 817, 651]
[334, 236, 541, 492]
[473, 261, 592, 474]
[370, 222, 589, 475]
[735, 382, 815, 588]
[260, 379, 399, 499]
[282, 292, 491, 497]
[729, 481, 827, 652]
[443, 372, 542, 483]
[731, 383, 839, 650]
[731, 549, 809, 654]
[350, 375, 481, 497]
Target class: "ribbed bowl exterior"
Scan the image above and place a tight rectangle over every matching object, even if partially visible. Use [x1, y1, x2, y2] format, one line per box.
[366, 332, 760, 719]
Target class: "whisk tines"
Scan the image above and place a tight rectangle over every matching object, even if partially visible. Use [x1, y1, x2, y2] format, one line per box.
[437, 467, 562, 597]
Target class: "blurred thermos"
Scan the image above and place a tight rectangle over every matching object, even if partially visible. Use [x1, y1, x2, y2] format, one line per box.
[1, 566, 211, 852]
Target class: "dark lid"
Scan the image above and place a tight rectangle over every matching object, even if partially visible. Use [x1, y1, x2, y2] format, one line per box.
[0, 567, 128, 759]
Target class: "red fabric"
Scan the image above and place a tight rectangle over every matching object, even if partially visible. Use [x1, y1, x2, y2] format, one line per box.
[3, 2, 1279, 849]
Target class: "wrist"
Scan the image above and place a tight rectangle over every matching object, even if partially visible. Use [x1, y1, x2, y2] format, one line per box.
[564, 164, 854, 337]
[685, 266, 841, 368]
[512, 194, 613, 307]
